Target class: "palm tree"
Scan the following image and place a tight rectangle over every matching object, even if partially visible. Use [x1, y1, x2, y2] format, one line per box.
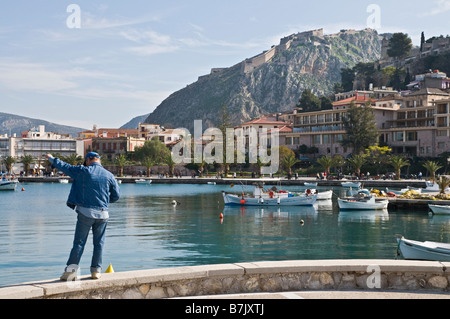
[165, 154, 176, 177]
[437, 176, 450, 195]
[142, 157, 154, 177]
[422, 160, 443, 182]
[20, 155, 34, 176]
[281, 153, 299, 176]
[316, 156, 334, 178]
[198, 160, 206, 177]
[388, 155, 410, 180]
[347, 154, 366, 177]
[2, 156, 15, 174]
[115, 154, 127, 177]
[64, 154, 83, 165]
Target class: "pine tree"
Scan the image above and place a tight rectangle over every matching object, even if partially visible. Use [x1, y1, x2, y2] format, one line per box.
[341, 101, 379, 155]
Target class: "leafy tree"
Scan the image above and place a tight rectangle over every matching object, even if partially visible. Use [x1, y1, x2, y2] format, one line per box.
[387, 33, 412, 59]
[341, 101, 379, 155]
[364, 144, 392, 175]
[134, 137, 170, 165]
[340, 67, 355, 91]
[388, 155, 410, 180]
[297, 89, 321, 112]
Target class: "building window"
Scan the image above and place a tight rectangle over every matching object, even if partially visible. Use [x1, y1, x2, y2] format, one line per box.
[313, 135, 321, 144]
[394, 132, 404, 142]
[406, 132, 417, 141]
[438, 142, 445, 149]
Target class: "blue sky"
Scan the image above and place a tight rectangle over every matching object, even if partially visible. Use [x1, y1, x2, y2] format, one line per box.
[0, 0, 449, 130]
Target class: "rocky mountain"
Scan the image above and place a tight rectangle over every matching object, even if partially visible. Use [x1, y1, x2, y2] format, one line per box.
[145, 28, 382, 131]
[0, 112, 86, 137]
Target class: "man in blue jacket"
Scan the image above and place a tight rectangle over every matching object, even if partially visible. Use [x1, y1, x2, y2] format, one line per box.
[46, 152, 120, 281]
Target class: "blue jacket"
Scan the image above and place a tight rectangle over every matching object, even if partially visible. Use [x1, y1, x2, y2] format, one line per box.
[50, 157, 120, 210]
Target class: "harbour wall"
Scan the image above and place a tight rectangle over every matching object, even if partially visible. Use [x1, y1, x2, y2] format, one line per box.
[1, 260, 450, 299]
[18, 176, 428, 188]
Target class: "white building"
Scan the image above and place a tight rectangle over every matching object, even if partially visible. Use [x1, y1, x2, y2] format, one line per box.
[0, 125, 83, 174]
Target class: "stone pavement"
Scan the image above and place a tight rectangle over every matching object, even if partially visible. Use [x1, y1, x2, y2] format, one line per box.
[180, 290, 450, 299]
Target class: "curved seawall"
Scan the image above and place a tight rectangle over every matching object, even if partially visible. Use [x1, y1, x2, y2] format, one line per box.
[1, 260, 450, 299]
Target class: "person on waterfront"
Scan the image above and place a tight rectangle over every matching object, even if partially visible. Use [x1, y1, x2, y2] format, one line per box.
[46, 152, 120, 281]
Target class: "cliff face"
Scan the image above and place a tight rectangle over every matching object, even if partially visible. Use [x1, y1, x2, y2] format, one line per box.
[145, 29, 382, 131]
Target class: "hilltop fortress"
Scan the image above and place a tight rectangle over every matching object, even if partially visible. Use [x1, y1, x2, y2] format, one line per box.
[198, 28, 370, 80]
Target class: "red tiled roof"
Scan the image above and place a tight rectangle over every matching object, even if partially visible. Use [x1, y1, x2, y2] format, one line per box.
[333, 94, 376, 107]
[238, 117, 288, 126]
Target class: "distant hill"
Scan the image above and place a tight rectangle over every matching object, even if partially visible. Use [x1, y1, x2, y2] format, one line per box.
[0, 112, 86, 137]
[120, 113, 150, 129]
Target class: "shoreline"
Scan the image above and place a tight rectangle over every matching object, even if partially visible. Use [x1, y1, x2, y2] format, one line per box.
[18, 176, 428, 188]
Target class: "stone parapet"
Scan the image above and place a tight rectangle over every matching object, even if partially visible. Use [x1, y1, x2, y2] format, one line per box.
[1, 260, 449, 299]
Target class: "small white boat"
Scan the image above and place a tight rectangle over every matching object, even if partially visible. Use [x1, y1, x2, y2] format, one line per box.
[304, 189, 332, 200]
[207, 182, 216, 185]
[338, 196, 389, 210]
[304, 182, 317, 187]
[429, 204, 450, 215]
[222, 185, 317, 206]
[0, 179, 18, 191]
[58, 178, 69, 183]
[396, 235, 450, 261]
[341, 181, 361, 188]
[135, 179, 152, 184]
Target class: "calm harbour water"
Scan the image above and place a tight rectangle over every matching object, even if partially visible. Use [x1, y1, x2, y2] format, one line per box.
[1, 181, 449, 287]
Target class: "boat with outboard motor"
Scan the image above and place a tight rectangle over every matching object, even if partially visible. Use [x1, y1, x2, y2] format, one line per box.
[222, 184, 317, 206]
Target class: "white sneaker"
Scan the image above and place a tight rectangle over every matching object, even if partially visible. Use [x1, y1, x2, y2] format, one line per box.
[60, 270, 77, 281]
[91, 272, 101, 280]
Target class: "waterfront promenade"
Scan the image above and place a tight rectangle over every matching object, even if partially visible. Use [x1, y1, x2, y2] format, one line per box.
[1, 259, 450, 299]
[19, 174, 428, 188]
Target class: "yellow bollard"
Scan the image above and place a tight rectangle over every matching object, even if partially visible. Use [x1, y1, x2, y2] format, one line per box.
[105, 264, 114, 273]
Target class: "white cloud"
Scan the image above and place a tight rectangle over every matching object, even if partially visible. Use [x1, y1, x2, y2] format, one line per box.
[421, 0, 450, 16]
[0, 60, 77, 93]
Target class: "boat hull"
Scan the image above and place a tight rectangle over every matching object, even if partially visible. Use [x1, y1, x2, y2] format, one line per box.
[341, 182, 361, 188]
[429, 204, 450, 215]
[0, 181, 18, 191]
[222, 192, 317, 206]
[338, 197, 388, 210]
[397, 236, 450, 261]
[135, 179, 152, 184]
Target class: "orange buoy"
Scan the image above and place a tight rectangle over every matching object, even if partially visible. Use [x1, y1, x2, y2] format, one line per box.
[219, 212, 224, 218]
[240, 199, 246, 205]
[21, 187, 25, 191]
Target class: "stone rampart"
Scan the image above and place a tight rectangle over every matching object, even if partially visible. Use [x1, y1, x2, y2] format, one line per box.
[1, 260, 450, 299]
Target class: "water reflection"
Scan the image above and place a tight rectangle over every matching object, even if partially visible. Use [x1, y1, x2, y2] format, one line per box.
[338, 209, 389, 223]
[2, 183, 450, 287]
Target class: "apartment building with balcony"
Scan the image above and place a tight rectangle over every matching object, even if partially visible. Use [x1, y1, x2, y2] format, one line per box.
[280, 87, 450, 158]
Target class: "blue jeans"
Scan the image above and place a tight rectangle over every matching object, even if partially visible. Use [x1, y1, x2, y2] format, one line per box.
[66, 213, 108, 273]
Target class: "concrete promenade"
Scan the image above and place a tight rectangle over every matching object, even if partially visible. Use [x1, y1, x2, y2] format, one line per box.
[2, 260, 450, 299]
